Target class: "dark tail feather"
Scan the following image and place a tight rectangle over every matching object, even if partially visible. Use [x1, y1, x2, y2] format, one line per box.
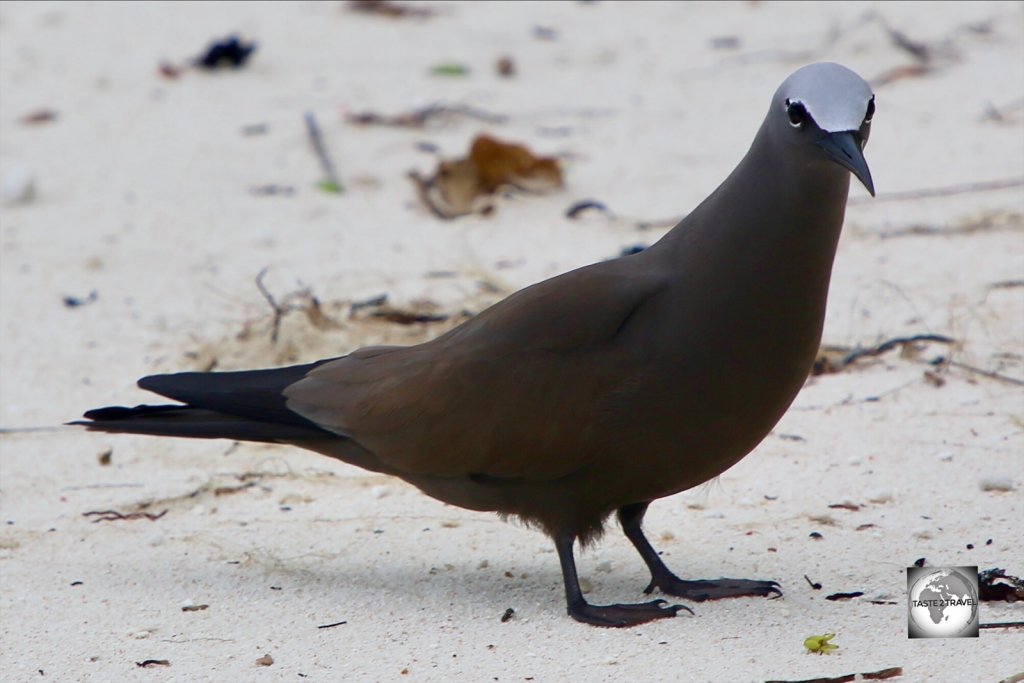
[137, 358, 336, 427]
[72, 358, 341, 442]
[72, 404, 330, 442]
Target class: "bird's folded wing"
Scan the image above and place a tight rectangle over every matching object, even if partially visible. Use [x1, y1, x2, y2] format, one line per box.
[284, 260, 665, 481]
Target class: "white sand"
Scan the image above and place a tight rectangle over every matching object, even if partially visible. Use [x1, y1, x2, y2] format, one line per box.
[2, 1, 1022, 681]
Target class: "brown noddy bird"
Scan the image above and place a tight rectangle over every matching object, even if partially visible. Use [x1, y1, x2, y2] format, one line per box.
[75, 62, 875, 627]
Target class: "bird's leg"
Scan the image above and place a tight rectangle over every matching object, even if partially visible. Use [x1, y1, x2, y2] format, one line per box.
[618, 502, 782, 601]
[553, 530, 685, 627]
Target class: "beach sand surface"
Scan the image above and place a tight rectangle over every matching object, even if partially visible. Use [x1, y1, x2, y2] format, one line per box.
[1, 2, 1022, 681]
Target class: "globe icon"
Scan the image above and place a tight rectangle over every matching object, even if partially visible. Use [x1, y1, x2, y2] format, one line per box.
[908, 568, 979, 637]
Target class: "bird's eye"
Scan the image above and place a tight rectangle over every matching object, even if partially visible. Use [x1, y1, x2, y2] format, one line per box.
[785, 99, 809, 129]
[864, 96, 875, 124]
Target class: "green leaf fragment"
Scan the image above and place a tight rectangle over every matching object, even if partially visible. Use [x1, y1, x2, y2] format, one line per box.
[318, 179, 344, 194]
[430, 63, 470, 77]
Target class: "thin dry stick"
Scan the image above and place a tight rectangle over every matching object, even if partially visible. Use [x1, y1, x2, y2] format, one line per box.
[317, 620, 348, 629]
[838, 333, 954, 367]
[82, 509, 168, 523]
[254, 267, 285, 343]
[950, 360, 1024, 387]
[305, 111, 344, 193]
[814, 334, 954, 375]
[346, 102, 507, 128]
[849, 177, 1024, 204]
[979, 621, 1024, 629]
[639, 177, 1024, 227]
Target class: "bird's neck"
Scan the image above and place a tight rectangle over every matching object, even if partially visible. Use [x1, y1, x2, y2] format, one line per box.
[647, 128, 854, 381]
[654, 132, 851, 307]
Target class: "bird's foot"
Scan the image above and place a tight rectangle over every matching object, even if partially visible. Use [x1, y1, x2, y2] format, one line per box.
[644, 575, 782, 602]
[567, 597, 692, 627]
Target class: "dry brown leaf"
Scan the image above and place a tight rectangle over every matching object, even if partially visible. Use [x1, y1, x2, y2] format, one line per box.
[412, 134, 563, 219]
[469, 134, 563, 193]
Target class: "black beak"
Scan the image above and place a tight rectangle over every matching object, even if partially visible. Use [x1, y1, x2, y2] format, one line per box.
[817, 131, 874, 197]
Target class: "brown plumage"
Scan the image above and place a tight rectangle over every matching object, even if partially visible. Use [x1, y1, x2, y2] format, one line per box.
[75, 63, 875, 626]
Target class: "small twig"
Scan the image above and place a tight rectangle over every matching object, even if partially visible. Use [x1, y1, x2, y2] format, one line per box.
[885, 26, 931, 62]
[949, 360, 1024, 387]
[349, 293, 388, 315]
[849, 177, 1024, 204]
[213, 481, 257, 496]
[61, 483, 145, 491]
[813, 334, 954, 375]
[565, 200, 613, 220]
[407, 170, 451, 219]
[869, 64, 933, 88]
[804, 575, 823, 590]
[253, 268, 341, 342]
[346, 102, 506, 128]
[873, 211, 1021, 239]
[841, 334, 954, 366]
[304, 111, 344, 193]
[317, 620, 348, 629]
[989, 279, 1024, 289]
[347, 0, 436, 19]
[979, 621, 1024, 629]
[825, 591, 864, 601]
[766, 666, 903, 683]
[136, 660, 171, 668]
[255, 267, 285, 343]
[368, 307, 450, 325]
[83, 509, 168, 523]
[635, 215, 684, 231]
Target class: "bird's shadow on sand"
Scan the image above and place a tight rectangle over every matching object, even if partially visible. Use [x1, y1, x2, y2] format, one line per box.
[132, 541, 665, 624]
[260, 553, 659, 617]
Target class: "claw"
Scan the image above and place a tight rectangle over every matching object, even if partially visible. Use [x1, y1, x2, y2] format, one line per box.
[648, 576, 783, 602]
[567, 597, 691, 627]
